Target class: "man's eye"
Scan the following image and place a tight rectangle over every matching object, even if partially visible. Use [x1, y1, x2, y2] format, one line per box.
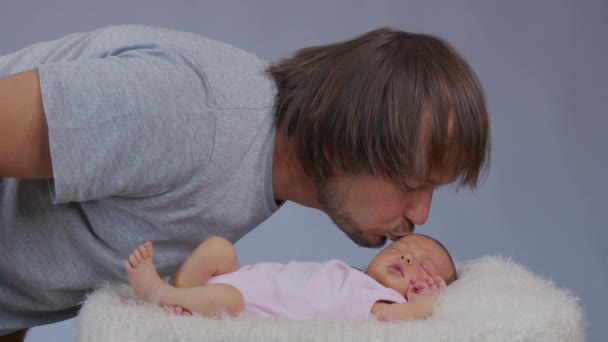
[397, 178, 424, 192]
[402, 182, 418, 191]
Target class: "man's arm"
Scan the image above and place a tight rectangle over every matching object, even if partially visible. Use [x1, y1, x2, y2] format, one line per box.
[371, 299, 436, 321]
[0, 69, 52, 178]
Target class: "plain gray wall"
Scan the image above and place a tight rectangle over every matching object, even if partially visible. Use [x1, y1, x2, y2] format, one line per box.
[1, 0, 605, 341]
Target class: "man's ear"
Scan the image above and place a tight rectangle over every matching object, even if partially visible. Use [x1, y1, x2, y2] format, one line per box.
[322, 146, 338, 177]
[322, 146, 353, 177]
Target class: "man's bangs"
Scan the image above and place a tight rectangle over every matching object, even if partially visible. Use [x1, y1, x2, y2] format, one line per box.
[425, 105, 489, 189]
[409, 36, 490, 189]
[382, 93, 489, 188]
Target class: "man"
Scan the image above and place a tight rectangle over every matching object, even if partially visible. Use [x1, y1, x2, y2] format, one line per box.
[0, 25, 489, 339]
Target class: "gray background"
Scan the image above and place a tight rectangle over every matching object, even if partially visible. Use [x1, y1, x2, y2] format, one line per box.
[1, 0, 605, 341]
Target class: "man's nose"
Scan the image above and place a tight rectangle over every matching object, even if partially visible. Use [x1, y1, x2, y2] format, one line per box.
[404, 188, 433, 225]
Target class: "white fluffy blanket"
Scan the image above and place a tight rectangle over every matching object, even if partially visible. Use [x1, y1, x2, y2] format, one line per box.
[78, 256, 585, 341]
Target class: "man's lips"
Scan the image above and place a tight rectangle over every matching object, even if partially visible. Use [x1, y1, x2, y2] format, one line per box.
[386, 232, 401, 241]
[387, 264, 404, 277]
[385, 221, 415, 241]
[385, 229, 413, 241]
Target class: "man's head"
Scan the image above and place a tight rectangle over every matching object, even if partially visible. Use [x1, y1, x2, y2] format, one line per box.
[269, 28, 490, 246]
[365, 234, 457, 298]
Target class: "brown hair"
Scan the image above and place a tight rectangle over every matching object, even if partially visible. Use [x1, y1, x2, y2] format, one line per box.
[268, 28, 490, 188]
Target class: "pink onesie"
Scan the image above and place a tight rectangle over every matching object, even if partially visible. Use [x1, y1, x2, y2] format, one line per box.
[207, 259, 406, 320]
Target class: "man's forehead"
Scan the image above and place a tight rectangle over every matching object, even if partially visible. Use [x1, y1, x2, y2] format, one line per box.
[419, 107, 456, 143]
[412, 110, 463, 186]
[405, 168, 459, 186]
[427, 168, 459, 185]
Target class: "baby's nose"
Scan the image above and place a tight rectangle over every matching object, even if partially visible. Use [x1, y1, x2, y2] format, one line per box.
[399, 254, 413, 265]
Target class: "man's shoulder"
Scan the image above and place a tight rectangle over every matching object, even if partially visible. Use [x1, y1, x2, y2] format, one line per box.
[104, 24, 277, 110]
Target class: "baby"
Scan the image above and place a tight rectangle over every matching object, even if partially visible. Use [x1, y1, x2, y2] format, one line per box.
[125, 234, 457, 321]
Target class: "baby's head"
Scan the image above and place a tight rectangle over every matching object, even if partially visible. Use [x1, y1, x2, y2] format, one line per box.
[365, 234, 457, 298]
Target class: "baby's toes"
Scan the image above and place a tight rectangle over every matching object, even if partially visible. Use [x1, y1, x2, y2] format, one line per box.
[137, 244, 148, 259]
[133, 246, 144, 262]
[144, 241, 154, 258]
[129, 253, 139, 267]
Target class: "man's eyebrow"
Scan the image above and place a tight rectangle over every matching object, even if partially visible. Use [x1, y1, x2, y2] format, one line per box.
[426, 179, 439, 187]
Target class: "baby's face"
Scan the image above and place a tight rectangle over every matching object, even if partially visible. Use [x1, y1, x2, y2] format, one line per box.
[366, 234, 455, 298]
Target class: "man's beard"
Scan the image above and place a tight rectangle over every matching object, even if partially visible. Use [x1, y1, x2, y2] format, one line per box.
[316, 179, 386, 248]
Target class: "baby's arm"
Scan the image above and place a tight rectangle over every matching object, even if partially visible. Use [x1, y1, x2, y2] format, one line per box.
[371, 299, 436, 321]
[371, 275, 447, 321]
[173, 236, 240, 287]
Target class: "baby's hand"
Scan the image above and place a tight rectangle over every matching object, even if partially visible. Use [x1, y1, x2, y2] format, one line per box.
[406, 275, 447, 303]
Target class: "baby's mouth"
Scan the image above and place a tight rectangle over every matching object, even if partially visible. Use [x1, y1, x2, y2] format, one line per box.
[387, 264, 404, 277]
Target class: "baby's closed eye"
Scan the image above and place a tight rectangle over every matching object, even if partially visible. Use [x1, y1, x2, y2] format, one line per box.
[419, 259, 437, 277]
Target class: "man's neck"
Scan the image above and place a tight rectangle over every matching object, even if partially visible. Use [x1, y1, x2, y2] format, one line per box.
[271, 127, 321, 209]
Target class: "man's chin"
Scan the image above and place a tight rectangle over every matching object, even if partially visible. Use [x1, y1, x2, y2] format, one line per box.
[347, 234, 386, 249]
[330, 217, 387, 248]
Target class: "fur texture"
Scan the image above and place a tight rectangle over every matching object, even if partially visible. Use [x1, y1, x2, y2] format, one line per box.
[78, 255, 585, 341]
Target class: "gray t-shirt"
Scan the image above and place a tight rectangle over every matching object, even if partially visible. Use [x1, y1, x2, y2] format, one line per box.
[0, 25, 280, 333]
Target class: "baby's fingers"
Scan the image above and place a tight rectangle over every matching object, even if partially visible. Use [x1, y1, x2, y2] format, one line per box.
[435, 276, 448, 291]
[423, 275, 437, 286]
[413, 280, 429, 290]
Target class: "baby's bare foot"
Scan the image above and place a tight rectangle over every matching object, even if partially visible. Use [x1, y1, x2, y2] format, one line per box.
[125, 241, 167, 303]
[163, 305, 192, 316]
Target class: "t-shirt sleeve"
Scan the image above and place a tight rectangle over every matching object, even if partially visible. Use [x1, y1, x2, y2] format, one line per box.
[38, 47, 215, 203]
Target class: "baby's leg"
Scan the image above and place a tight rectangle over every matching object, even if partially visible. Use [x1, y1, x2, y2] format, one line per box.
[173, 236, 240, 288]
[161, 283, 244, 317]
[125, 241, 244, 317]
